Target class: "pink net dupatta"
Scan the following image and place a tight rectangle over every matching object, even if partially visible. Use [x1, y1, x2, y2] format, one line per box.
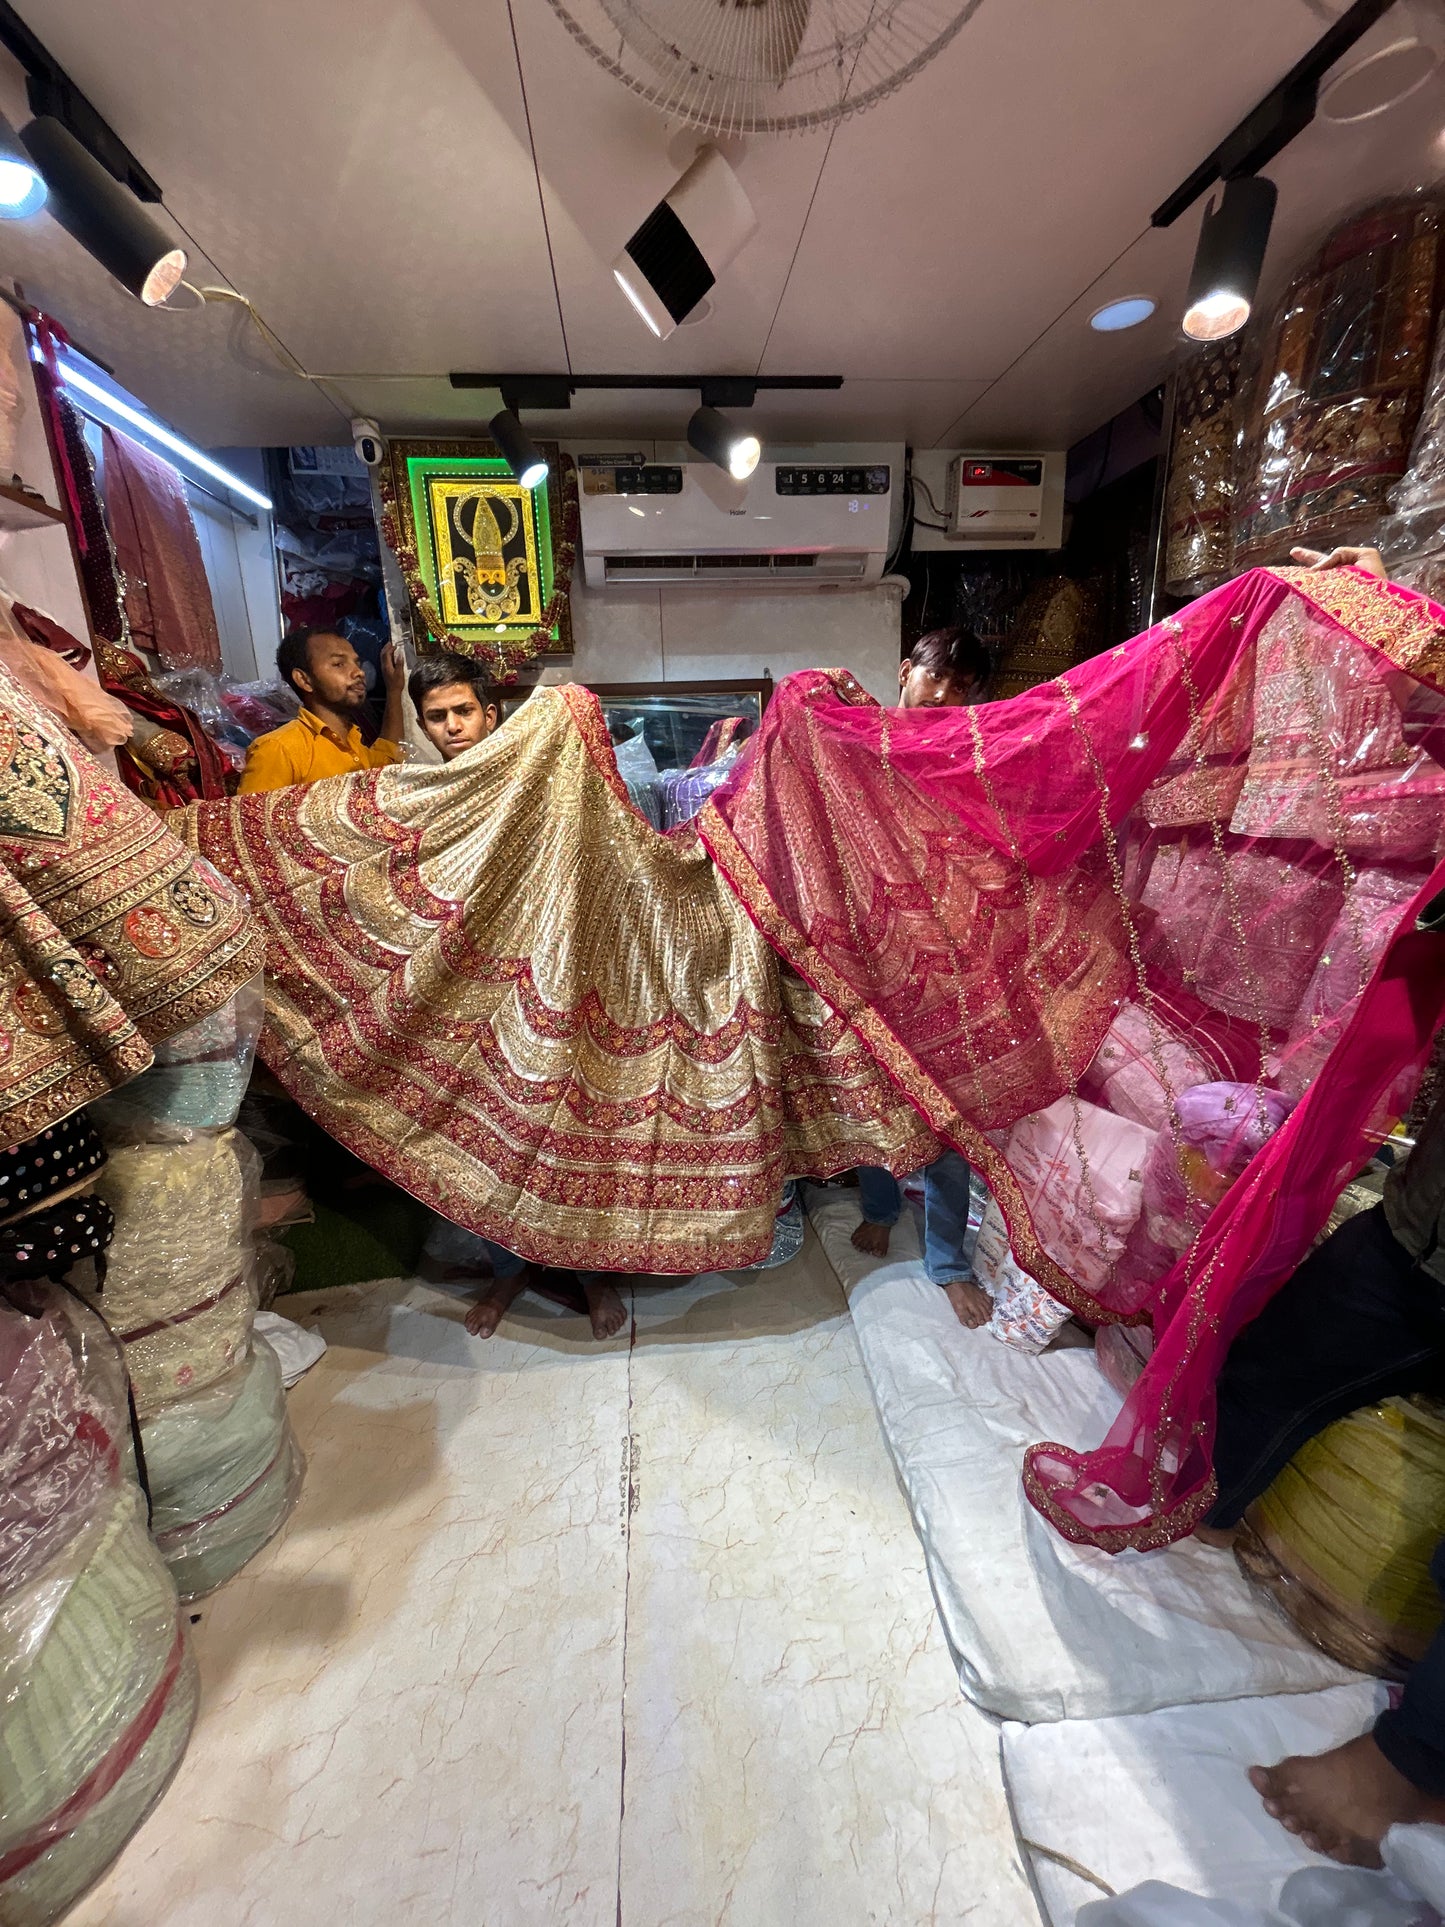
[699, 565, 1445, 1550]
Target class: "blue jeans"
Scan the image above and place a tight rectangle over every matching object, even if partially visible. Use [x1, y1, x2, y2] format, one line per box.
[857, 1152, 979, 1287]
[423, 1214, 527, 1281]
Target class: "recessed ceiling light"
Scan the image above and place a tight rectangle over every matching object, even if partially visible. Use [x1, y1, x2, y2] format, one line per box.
[1320, 37, 1440, 122]
[1090, 297, 1157, 333]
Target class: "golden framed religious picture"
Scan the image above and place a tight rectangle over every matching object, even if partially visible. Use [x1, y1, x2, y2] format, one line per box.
[380, 438, 574, 661]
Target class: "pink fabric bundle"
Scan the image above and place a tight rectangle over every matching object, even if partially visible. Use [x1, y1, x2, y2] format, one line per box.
[1122, 1082, 1295, 1299]
[99, 427, 222, 674]
[1231, 613, 1445, 863]
[1005, 1096, 1154, 1294]
[1137, 830, 1343, 1029]
[1273, 870, 1425, 1096]
[1081, 1000, 1214, 1132]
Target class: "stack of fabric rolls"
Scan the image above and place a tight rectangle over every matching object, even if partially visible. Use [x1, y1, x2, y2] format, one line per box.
[0, 1127, 199, 1926]
[84, 980, 305, 1603]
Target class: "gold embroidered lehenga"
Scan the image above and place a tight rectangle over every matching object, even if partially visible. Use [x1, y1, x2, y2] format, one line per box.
[179, 685, 935, 1273]
[0, 667, 261, 1147]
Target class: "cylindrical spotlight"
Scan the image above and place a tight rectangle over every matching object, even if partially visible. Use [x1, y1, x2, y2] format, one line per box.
[20, 118, 185, 304]
[687, 405, 761, 481]
[0, 113, 46, 219]
[1182, 175, 1277, 342]
[489, 408, 548, 489]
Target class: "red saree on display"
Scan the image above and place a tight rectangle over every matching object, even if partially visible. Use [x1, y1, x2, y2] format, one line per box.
[700, 565, 1445, 1549]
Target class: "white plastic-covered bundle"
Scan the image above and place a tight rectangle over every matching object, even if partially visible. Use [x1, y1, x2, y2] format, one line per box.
[141, 1341, 304, 1601]
[0, 1295, 128, 1600]
[85, 1128, 261, 1415]
[89, 977, 265, 1136]
[0, 1466, 195, 1925]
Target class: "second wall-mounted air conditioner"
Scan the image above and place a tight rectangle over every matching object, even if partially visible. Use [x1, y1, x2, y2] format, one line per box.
[578, 449, 900, 587]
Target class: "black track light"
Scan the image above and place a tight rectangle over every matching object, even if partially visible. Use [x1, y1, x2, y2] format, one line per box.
[687, 404, 761, 480]
[1182, 175, 1278, 342]
[20, 116, 185, 305]
[488, 408, 548, 489]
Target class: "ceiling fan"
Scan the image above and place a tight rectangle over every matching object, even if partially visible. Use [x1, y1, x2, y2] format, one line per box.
[542, 0, 984, 137]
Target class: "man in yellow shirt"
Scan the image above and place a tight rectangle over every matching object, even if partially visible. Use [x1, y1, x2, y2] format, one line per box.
[238, 627, 408, 794]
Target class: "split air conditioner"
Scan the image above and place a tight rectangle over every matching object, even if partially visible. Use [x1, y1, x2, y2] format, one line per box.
[577, 451, 899, 587]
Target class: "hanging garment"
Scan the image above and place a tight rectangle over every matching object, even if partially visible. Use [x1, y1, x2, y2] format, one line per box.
[98, 427, 222, 674]
[177, 685, 938, 1275]
[93, 639, 230, 806]
[0, 660, 262, 1150]
[697, 564, 1445, 1550]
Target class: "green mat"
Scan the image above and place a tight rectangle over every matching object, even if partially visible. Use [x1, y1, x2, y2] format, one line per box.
[276, 1189, 430, 1293]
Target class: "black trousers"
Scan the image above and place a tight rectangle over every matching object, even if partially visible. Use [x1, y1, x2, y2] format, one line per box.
[1207, 1204, 1445, 1795]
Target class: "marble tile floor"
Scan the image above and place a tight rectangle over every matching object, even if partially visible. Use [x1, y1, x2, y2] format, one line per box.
[68, 1228, 1034, 1927]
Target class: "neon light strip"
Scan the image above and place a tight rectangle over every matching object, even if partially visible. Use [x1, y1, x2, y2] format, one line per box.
[56, 361, 273, 511]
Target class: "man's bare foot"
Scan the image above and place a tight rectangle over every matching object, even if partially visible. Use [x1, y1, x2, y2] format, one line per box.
[583, 1277, 628, 1340]
[851, 1220, 891, 1258]
[464, 1269, 533, 1337]
[1194, 1523, 1241, 1551]
[1250, 1731, 1445, 1867]
[942, 1278, 993, 1329]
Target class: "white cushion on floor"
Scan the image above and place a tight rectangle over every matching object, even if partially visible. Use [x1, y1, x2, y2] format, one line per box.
[1000, 1682, 1389, 1926]
[806, 1187, 1357, 1723]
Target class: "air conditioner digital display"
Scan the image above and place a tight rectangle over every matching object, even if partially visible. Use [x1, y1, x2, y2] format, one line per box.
[774, 466, 890, 496]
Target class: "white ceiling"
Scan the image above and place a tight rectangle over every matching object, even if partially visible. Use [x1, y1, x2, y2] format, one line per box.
[1, 0, 1443, 452]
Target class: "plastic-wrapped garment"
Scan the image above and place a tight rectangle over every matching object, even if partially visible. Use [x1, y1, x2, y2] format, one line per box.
[90, 977, 265, 1134]
[1238, 1395, 1445, 1680]
[1080, 999, 1216, 1133]
[1004, 1097, 1154, 1298]
[217, 679, 298, 745]
[1273, 871, 1425, 1097]
[84, 1128, 261, 1414]
[1164, 339, 1243, 597]
[1122, 1084, 1295, 1304]
[0, 1484, 196, 1927]
[659, 752, 738, 829]
[975, 1196, 1072, 1354]
[141, 1341, 303, 1601]
[0, 1292, 125, 1601]
[1234, 199, 1445, 567]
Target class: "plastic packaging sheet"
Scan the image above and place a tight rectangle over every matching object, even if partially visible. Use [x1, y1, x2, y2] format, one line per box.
[89, 976, 264, 1135]
[141, 1341, 304, 1602]
[1238, 1393, 1445, 1680]
[84, 1127, 262, 1415]
[1163, 339, 1243, 597]
[1234, 198, 1445, 567]
[0, 1292, 127, 1611]
[0, 1483, 195, 1927]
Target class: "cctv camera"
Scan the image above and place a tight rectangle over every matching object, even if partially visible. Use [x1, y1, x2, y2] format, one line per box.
[612, 146, 757, 341]
[351, 417, 384, 467]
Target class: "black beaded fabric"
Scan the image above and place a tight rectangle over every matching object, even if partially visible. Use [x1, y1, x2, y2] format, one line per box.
[0, 1114, 107, 1224]
[0, 1194, 114, 1283]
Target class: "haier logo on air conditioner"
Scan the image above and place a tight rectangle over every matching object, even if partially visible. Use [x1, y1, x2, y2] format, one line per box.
[577, 451, 899, 588]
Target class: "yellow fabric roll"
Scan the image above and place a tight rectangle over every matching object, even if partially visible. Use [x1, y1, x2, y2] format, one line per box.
[1240, 1395, 1445, 1679]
